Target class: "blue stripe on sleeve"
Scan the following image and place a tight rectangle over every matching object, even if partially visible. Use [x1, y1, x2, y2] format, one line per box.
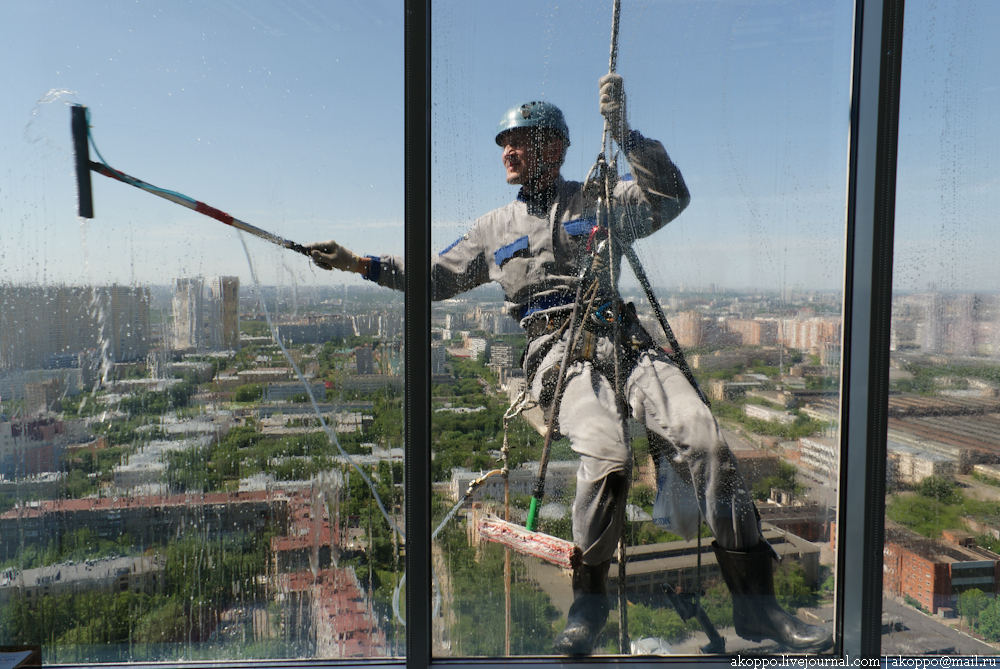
[439, 237, 464, 255]
[494, 236, 529, 266]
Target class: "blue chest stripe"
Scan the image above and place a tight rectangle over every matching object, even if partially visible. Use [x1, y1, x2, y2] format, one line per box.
[495, 236, 529, 266]
[563, 218, 596, 236]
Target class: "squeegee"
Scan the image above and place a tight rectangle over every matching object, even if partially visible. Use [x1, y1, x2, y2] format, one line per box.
[71, 105, 309, 256]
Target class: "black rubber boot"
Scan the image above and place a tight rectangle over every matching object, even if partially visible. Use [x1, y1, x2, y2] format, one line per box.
[713, 541, 832, 652]
[553, 560, 611, 655]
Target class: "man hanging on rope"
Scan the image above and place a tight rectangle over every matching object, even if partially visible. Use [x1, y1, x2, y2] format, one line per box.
[304, 75, 831, 656]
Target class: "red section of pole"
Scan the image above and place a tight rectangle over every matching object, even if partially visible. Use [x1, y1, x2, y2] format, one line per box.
[195, 201, 235, 226]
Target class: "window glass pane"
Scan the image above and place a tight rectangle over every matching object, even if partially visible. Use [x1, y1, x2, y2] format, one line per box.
[432, 0, 850, 658]
[883, 1, 1000, 655]
[0, 1, 403, 661]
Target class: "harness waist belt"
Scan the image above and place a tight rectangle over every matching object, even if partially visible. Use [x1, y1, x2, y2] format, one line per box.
[519, 293, 578, 320]
[523, 298, 634, 339]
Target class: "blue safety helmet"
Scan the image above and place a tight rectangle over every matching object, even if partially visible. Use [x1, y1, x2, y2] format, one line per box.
[495, 101, 570, 147]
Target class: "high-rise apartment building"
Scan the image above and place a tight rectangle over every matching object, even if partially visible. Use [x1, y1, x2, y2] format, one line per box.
[171, 277, 204, 351]
[172, 276, 240, 352]
[674, 311, 705, 348]
[0, 284, 150, 372]
[726, 319, 779, 347]
[209, 276, 240, 350]
[355, 346, 374, 375]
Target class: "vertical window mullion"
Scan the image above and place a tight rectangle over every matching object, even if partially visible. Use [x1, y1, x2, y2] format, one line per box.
[838, 0, 905, 657]
[405, 0, 432, 667]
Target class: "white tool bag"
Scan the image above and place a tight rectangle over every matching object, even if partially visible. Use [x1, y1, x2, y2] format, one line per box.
[652, 453, 701, 540]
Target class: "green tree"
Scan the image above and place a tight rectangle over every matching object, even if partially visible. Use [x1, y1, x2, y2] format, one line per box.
[886, 493, 964, 538]
[437, 521, 558, 655]
[915, 475, 960, 505]
[133, 599, 189, 643]
[627, 601, 692, 643]
[753, 461, 802, 501]
[773, 560, 814, 613]
[630, 484, 655, 512]
[235, 384, 264, 402]
[958, 588, 988, 631]
[701, 577, 733, 628]
[977, 597, 1000, 641]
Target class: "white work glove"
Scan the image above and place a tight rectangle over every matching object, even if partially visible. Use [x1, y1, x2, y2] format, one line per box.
[303, 239, 362, 273]
[599, 73, 630, 146]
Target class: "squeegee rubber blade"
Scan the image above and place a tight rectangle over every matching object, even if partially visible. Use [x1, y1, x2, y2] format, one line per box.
[71, 105, 94, 218]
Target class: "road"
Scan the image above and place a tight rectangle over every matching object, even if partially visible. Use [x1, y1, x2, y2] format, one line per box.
[881, 597, 998, 656]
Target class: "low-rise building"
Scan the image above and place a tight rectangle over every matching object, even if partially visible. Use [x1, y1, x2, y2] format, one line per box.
[272, 488, 336, 573]
[340, 375, 403, 393]
[0, 491, 289, 561]
[730, 449, 782, 488]
[798, 436, 839, 480]
[745, 389, 795, 408]
[757, 502, 835, 543]
[265, 381, 327, 402]
[883, 524, 1000, 615]
[238, 368, 293, 384]
[743, 404, 795, 425]
[707, 379, 762, 402]
[0, 555, 166, 606]
[449, 461, 578, 502]
[973, 463, 1000, 483]
[887, 440, 957, 486]
[0, 417, 67, 478]
[607, 524, 821, 595]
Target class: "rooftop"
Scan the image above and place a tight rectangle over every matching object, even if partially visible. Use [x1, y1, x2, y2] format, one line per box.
[886, 524, 1000, 564]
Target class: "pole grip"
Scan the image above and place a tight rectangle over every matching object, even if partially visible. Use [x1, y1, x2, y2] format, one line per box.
[526, 496, 541, 532]
[71, 105, 94, 218]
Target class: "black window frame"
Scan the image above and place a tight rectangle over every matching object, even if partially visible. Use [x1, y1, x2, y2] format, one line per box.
[36, 0, 901, 667]
[403, 0, 905, 665]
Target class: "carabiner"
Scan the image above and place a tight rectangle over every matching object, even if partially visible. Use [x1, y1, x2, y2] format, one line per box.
[586, 225, 608, 254]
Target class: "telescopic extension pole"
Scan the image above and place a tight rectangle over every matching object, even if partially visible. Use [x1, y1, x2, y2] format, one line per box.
[71, 105, 310, 257]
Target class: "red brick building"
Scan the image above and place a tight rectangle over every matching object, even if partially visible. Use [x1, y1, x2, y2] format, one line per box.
[0, 491, 288, 561]
[883, 525, 1000, 614]
[271, 488, 336, 573]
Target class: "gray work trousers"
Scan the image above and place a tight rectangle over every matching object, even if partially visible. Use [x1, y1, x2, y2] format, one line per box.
[526, 322, 763, 566]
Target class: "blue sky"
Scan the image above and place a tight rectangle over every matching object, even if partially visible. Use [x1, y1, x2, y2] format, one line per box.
[1, 0, 997, 293]
[3, 0, 404, 287]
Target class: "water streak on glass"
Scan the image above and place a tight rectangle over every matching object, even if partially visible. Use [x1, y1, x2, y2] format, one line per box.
[0, 0, 404, 661]
[431, 0, 850, 657]
[882, 0, 1000, 656]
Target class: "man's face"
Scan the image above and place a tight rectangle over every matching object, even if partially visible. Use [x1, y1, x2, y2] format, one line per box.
[499, 128, 562, 187]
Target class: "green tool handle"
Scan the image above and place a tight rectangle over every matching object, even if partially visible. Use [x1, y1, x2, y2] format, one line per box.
[526, 495, 541, 532]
